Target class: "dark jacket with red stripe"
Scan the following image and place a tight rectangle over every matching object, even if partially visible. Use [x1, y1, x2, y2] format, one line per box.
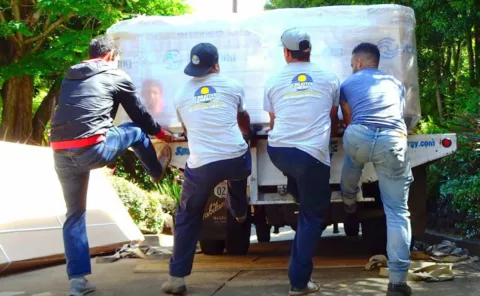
[50, 60, 161, 143]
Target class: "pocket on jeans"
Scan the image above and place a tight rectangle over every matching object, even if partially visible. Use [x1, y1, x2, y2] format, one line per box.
[384, 145, 409, 179]
[343, 135, 360, 161]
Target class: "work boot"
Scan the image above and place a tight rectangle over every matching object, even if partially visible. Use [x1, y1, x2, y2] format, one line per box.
[387, 283, 412, 296]
[161, 276, 187, 295]
[289, 280, 320, 295]
[69, 277, 96, 296]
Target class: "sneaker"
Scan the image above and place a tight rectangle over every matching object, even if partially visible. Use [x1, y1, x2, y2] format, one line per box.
[150, 139, 171, 183]
[150, 175, 163, 183]
[387, 283, 412, 296]
[289, 280, 320, 295]
[69, 277, 96, 296]
[161, 276, 187, 295]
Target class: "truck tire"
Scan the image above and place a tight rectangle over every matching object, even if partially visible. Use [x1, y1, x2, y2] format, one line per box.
[290, 223, 298, 232]
[255, 224, 271, 243]
[361, 216, 387, 255]
[225, 209, 251, 255]
[344, 215, 360, 237]
[200, 240, 225, 255]
[409, 164, 428, 244]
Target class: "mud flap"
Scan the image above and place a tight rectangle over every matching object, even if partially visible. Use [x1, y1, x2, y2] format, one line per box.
[199, 181, 228, 241]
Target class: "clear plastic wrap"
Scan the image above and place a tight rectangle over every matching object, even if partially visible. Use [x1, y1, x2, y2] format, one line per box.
[107, 4, 421, 131]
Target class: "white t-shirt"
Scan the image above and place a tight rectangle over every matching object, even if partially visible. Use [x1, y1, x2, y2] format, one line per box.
[175, 73, 249, 169]
[264, 62, 340, 166]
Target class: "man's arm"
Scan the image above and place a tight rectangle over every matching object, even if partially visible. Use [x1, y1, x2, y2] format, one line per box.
[339, 80, 352, 128]
[181, 123, 188, 136]
[330, 78, 341, 137]
[268, 112, 275, 131]
[340, 101, 352, 127]
[330, 106, 339, 137]
[237, 111, 251, 136]
[235, 83, 251, 136]
[263, 80, 275, 132]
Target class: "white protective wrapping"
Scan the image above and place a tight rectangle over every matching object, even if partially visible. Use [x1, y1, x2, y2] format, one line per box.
[107, 4, 421, 132]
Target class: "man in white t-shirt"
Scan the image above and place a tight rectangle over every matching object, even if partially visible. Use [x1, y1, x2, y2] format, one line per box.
[264, 28, 340, 296]
[161, 43, 253, 295]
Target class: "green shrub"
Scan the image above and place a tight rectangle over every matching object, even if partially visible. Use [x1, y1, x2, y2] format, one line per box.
[440, 173, 480, 239]
[109, 175, 166, 234]
[149, 190, 179, 217]
[154, 169, 182, 214]
[111, 151, 182, 216]
[416, 88, 480, 238]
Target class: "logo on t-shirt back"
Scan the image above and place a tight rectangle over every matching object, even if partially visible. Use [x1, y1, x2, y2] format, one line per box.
[194, 86, 217, 103]
[291, 74, 313, 91]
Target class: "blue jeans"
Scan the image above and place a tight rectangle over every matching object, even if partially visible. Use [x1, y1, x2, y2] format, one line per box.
[340, 124, 413, 284]
[169, 151, 251, 277]
[267, 146, 331, 289]
[53, 123, 163, 279]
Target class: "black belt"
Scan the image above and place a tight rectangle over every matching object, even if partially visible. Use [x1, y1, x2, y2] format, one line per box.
[53, 146, 93, 157]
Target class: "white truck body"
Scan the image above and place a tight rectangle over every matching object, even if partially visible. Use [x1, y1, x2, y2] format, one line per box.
[107, 5, 457, 249]
[168, 134, 457, 204]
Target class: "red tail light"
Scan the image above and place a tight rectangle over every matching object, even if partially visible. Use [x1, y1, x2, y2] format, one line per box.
[441, 138, 452, 148]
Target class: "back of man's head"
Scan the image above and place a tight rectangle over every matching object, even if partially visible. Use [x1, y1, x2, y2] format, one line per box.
[352, 43, 380, 67]
[89, 36, 116, 59]
[281, 28, 312, 62]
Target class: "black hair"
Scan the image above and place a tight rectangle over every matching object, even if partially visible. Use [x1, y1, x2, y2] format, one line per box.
[89, 36, 117, 59]
[352, 42, 380, 66]
[287, 40, 311, 61]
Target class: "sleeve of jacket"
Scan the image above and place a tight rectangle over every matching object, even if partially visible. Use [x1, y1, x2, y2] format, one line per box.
[114, 73, 162, 136]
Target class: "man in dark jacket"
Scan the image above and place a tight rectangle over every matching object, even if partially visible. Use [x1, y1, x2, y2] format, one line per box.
[50, 36, 170, 296]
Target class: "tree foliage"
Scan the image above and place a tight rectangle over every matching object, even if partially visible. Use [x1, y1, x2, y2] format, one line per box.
[0, 0, 189, 143]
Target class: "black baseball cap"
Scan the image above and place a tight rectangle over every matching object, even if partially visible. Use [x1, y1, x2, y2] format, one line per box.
[184, 43, 219, 77]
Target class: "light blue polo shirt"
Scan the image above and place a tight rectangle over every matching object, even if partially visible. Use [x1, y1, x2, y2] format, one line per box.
[340, 68, 407, 134]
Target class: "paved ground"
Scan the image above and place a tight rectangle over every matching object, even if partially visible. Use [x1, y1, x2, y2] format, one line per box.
[1, 226, 480, 296]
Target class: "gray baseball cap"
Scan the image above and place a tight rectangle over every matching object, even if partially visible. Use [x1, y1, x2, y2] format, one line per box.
[281, 28, 312, 52]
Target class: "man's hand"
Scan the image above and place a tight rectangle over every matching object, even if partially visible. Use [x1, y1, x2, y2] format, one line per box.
[243, 124, 263, 141]
[154, 130, 173, 142]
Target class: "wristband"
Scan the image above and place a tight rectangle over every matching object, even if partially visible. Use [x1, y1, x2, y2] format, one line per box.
[154, 130, 167, 140]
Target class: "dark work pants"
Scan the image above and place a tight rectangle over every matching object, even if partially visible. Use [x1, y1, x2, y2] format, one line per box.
[169, 151, 251, 277]
[267, 145, 331, 289]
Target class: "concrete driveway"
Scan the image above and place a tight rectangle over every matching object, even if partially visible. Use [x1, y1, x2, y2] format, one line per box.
[1, 227, 479, 296]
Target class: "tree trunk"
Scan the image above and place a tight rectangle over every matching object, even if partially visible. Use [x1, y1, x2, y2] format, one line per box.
[467, 31, 475, 85]
[449, 40, 462, 102]
[31, 80, 61, 145]
[435, 88, 444, 119]
[443, 46, 452, 75]
[452, 41, 462, 84]
[0, 75, 33, 143]
[434, 53, 444, 118]
[475, 20, 480, 86]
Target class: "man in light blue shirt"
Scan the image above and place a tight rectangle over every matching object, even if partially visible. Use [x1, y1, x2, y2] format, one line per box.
[340, 43, 413, 296]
